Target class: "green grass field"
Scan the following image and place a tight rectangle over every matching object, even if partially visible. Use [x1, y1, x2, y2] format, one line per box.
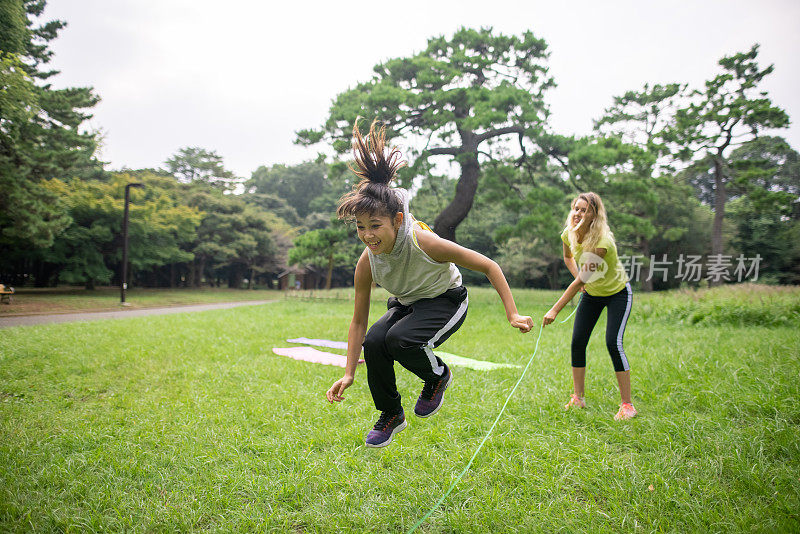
[0, 287, 280, 316]
[1, 285, 798, 532]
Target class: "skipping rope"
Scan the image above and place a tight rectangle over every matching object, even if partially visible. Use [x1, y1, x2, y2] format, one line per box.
[407, 305, 577, 533]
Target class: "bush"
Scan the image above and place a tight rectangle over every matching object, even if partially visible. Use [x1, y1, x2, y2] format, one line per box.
[634, 283, 800, 327]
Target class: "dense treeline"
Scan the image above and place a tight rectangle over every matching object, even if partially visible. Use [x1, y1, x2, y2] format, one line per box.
[1, 4, 797, 290]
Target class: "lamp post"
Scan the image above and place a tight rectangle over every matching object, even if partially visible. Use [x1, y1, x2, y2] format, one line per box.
[121, 183, 144, 304]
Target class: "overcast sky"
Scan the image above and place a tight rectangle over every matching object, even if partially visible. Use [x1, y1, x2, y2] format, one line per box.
[43, 0, 800, 178]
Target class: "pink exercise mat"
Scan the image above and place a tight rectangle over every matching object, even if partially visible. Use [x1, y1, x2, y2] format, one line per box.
[271, 347, 365, 368]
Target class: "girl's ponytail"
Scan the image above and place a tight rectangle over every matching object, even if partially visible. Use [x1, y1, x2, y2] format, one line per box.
[350, 118, 404, 185]
[337, 118, 407, 219]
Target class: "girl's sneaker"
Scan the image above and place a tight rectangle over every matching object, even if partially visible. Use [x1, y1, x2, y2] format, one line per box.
[414, 366, 452, 418]
[564, 393, 586, 410]
[365, 410, 407, 448]
[614, 402, 638, 420]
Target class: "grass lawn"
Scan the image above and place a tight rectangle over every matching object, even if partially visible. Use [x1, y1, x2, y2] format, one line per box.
[0, 285, 798, 532]
[0, 287, 280, 316]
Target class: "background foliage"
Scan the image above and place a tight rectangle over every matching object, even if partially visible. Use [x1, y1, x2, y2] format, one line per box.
[0, 2, 797, 290]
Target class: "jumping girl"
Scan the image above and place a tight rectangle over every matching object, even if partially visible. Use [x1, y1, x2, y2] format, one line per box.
[542, 192, 638, 420]
[326, 119, 534, 447]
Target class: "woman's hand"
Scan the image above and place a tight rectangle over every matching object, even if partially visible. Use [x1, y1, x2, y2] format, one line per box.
[510, 313, 534, 333]
[542, 308, 558, 326]
[327, 375, 354, 403]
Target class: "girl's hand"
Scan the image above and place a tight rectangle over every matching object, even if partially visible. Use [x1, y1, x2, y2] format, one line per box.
[542, 308, 558, 326]
[327, 375, 354, 403]
[510, 313, 534, 333]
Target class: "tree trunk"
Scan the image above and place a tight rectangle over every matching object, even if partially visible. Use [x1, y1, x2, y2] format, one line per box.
[433, 152, 480, 242]
[325, 254, 334, 290]
[549, 261, 559, 290]
[196, 258, 206, 287]
[33, 259, 47, 287]
[711, 156, 727, 286]
[640, 237, 653, 292]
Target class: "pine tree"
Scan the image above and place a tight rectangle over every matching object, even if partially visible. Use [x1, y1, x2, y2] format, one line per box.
[0, 0, 102, 279]
[298, 27, 553, 242]
[666, 45, 789, 274]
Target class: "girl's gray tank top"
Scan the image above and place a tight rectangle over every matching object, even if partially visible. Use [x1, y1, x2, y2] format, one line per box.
[367, 189, 462, 305]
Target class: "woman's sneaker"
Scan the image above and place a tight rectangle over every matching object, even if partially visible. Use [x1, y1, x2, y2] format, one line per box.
[414, 366, 453, 418]
[564, 393, 586, 410]
[614, 402, 638, 420]
[365, 410, 407, 448]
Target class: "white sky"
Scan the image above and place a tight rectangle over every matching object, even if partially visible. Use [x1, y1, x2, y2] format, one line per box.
[44, 0, 800, 178]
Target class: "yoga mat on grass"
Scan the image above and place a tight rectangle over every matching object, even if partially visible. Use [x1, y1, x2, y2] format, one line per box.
[433, 351, 521, 371]
[283, 338, 519, 371]
[272, 347, 364, 368]
[287, 337, 348, 350]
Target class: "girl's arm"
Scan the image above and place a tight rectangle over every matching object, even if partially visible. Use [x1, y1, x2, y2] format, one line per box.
[543, 248, 607, 326]
[327, 249, 372, 403]
[415, 229, 533, 333]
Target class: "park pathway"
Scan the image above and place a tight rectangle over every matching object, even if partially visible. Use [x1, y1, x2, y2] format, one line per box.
[0, 300, 275, 329]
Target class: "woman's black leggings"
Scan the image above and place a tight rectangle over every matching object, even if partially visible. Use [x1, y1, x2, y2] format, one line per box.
[571, 282, 632, 372]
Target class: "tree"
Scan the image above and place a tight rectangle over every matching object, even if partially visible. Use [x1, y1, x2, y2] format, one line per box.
[724, 137, 800, 284]
[726, 136, 800, 203]
[537, 133, 645, 192]
[537, 134, 655, 236]
[16, 0, 101, 181]
[164, 146, 240, 191]
[38, 179, 116, 289]
[117, 173, 202, 288]
[0, 0, 27, 55]
[494, 237, 549, 287]
[412, 161, 567, 288]
[297, 27, 553, 241]
[595, 83, 684, 171]
[728, 196, 797, 284]
[184, 188, 278, 288]
[0, 0, 101, 262]
[666, 44, 789, 275]
[35, 173, 203, 289]
[247, 160, 326, 220]
[593, 83, 693, 290]
[288, 222, 359, 290]
[243, 192, 301, 226]
[645, 193, 713, 290]
[479, 159, 573, 289]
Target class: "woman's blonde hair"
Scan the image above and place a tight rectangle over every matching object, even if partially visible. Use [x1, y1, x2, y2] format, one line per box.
[564, 192, 614, 252]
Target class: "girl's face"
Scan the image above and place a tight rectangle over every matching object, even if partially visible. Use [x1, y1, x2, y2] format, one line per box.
[571, 198, 594, 229]
[355, 211, 403, 255]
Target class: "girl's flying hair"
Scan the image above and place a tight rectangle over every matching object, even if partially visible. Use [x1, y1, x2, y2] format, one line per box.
[336, 118, 407, 219]
[565, 192, 614, 252]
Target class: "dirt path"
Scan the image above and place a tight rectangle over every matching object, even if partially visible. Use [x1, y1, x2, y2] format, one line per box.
[0, 300, 275, 329]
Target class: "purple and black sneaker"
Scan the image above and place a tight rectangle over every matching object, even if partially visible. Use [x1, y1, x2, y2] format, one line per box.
[414, 365, 453, 418]
[365, 410, 407, 448]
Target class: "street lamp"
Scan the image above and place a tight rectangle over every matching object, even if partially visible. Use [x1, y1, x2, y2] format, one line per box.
[121, 183, 144, 304]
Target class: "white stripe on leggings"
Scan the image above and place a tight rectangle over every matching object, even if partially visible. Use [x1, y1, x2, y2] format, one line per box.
[424, 294, 469, 376]
[616, 282, 632, 371]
